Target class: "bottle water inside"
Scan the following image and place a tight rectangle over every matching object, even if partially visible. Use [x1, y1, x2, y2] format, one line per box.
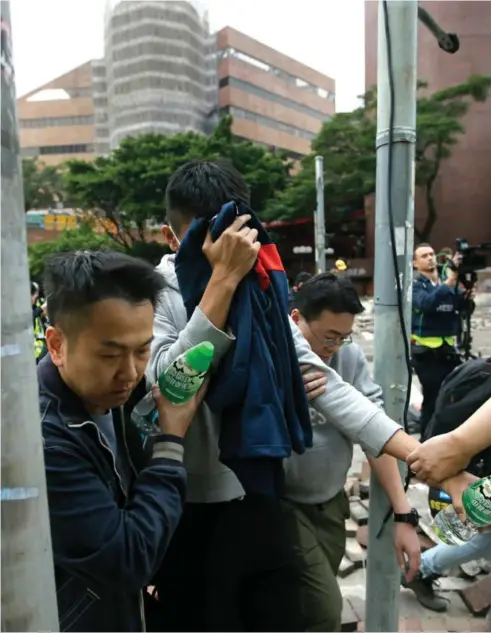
[131, 392, 159, 434]
[433, 504, 478, 546]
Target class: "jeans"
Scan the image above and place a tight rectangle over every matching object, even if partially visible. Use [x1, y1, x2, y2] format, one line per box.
[420, 531, 491, 578]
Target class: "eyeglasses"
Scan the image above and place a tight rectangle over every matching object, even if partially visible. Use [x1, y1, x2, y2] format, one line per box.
[306, 321, 352, 350]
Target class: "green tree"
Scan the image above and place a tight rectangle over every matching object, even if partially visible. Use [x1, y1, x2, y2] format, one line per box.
[28, 222, 121, 280]
[265, 75, 491, 241]
[63, 116, 292, 247]
[22, 157, 66, 211]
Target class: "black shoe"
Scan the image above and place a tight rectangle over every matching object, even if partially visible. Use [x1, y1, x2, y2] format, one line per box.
[401, 572, 448, 612]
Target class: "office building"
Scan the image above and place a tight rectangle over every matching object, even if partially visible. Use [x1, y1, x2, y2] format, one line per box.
[101, 0, 217, 150]
[217, 27, 335, 157]
[18, 2, 335, 166]
[365, 0, 491, 249]
[17, 62, 96, 165]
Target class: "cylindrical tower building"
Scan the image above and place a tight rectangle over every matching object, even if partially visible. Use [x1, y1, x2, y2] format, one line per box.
[104, 0, 217, 148]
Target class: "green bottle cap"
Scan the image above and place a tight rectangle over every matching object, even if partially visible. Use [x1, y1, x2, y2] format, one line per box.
[184, 341, 215, 373]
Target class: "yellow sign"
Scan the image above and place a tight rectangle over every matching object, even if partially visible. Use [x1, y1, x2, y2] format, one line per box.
[44, 214, 77, 231]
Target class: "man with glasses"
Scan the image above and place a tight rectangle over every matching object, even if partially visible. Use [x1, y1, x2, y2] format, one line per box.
[286, 272, 421, 630]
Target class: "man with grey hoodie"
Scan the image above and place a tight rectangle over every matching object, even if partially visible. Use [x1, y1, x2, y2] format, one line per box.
[147, 160, 470, 632]
[286, 272, 422, 629]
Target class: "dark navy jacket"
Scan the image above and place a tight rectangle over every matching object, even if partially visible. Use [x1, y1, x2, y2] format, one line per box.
[175, 202, 312, 497]
[38, 356, 186, 632]
[411, 273, 468, 339]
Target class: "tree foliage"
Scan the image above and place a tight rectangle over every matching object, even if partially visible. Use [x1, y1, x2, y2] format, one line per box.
[265, 75, 491, 241]
[63, 116, 292, 247]
[22, 157, 66, 212]
[28, 222, 121, 280]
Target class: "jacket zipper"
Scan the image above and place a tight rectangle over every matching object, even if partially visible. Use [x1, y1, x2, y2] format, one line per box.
[121, 407, 138, 478]
[120, 408, 146, 633]
[69, 415, 146, 632]
[67, 420, 126, 498]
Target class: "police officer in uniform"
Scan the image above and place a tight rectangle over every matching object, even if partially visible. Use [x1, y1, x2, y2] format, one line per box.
[411, 244, 473, 440]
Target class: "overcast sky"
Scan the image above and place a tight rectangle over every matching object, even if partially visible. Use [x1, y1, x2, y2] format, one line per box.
[10, 0, 366, 112]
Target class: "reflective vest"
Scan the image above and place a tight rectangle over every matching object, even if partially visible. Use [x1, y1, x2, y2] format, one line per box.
[411, 333, 456, 349]
[33, 313, 46, 360]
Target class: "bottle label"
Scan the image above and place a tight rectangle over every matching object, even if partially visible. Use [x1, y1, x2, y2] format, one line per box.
[160, 355, 207, 404]
[464, 477, 491, 528]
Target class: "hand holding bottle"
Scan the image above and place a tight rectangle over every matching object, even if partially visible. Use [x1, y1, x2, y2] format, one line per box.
[153, 379, 209, 438]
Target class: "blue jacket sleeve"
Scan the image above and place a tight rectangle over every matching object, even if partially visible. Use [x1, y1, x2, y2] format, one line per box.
[45, 439, 186, 592]
[412, 278, 455, 313]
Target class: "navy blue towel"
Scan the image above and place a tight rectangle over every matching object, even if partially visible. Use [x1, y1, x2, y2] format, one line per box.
[175, 201, 312, 497]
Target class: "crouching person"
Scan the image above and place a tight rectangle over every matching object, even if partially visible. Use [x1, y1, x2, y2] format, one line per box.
[40, 251, 204, 632]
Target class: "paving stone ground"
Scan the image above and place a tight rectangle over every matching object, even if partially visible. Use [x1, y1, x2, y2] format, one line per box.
[339, 300, 491, 631]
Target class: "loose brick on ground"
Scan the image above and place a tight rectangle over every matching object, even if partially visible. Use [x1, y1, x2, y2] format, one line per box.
[345, 538, 366, 564]
[459, 575, 491, 615]
[350, 501, 369, 526]
[359, 481, 370, 500]
[361, 460, 371, 481]
[338, 556, 359, 578]
[437, 576, 474, 592]
[446, 616, 490, 632]
[460, 560, 482, 578]
[345, 518, 358, 538]
[345, 477, 359, 498]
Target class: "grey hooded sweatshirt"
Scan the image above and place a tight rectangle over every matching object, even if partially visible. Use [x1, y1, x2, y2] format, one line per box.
[148, 254, 400, 503]
[284, 343, 385, 505]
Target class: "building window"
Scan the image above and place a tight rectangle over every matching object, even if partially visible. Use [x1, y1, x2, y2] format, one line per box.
[222, 106, 316, 141]
[19, 116, 94, 128]
[38, 144, 94, 155]
[219, 77, 331, 121]
[218, 47, 335, 101]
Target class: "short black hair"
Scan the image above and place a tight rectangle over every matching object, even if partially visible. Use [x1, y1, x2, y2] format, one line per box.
[294, 272, 312, 287]
[413, 242, 432, 258]
[166, 159, 250, 231]
[44, 251, 165, 331]
[292, 272, 364, 321]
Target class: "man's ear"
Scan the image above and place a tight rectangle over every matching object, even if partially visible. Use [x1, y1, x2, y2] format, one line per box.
[46, 326, 65, 367]
[290, 308, 301, 324]
[161, 225, 179, 252]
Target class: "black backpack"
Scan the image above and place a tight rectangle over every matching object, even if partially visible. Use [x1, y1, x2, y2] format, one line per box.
[424, 357, 491, 477]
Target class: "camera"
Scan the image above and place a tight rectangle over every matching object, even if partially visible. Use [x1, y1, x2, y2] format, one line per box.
[448, 238, 491, 276]
[449, 238, 491, 360]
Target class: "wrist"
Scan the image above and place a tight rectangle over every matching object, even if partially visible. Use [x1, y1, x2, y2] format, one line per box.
[451, 428, 474, 463]
[391, 499, 412, 514]
[209, 267, 241, 291]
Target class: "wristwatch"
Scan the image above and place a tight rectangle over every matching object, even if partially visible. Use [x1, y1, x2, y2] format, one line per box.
[393, 508, 420, 527]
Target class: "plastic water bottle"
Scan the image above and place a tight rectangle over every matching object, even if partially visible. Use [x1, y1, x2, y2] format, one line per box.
[433, 476, 491, 545]
[132, 342, 215, 434]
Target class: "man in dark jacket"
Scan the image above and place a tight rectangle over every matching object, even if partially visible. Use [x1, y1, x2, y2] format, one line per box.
[411, 243, 472, 439]
[40, 251, 205, 632]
